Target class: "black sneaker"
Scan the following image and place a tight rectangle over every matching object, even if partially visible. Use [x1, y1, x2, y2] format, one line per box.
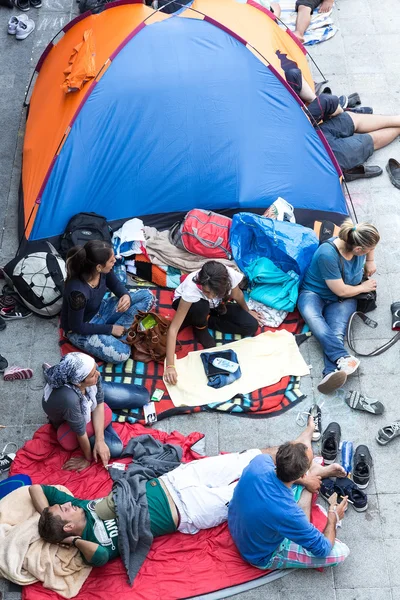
[352, 445, 372, 489]
[309, 404, 322, 441]
[30, 0, 42, 7]
[0, 315, 6, 331]
[0, 354, 8, 372]
[14, 0, 30, 9]
[0, 443, 17, 474]
[321, 422, 341, 464]
[0, 303, 32, 320]
[334, 477, 368, 512]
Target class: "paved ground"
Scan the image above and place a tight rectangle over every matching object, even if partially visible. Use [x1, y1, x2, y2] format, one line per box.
[1, 0, 400, 598]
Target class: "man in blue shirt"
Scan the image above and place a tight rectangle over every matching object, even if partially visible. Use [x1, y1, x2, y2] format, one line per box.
[228, 419, 350, 571]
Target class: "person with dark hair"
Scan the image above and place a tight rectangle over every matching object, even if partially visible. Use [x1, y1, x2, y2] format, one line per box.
[29, 427, 335, 568]
[298, 219, 380, 394]
[228, 418, 350, 571]
[61, 240, 153, 363]
[164, 261, 262, 385]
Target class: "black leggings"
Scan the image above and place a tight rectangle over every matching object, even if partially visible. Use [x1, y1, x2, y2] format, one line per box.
[172, 298, 258, 337]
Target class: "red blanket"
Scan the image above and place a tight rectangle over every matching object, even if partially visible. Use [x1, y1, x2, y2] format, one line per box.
[11, 424, 325, 600]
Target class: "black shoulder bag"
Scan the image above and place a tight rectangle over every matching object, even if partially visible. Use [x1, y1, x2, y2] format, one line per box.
[326, 241, 400, 356]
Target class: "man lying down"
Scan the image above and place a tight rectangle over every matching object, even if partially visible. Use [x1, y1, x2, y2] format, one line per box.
[30, 419, 349, 581]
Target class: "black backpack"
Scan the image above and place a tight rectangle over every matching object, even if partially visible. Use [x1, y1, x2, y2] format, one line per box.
[60, 212, 113, 258]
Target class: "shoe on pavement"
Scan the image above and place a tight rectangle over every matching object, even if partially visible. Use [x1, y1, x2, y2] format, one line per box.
[376, 420, 400, 445]
[7, 14, 28, 34]
[347, 92, 361, 108]
[345, 390, 384, 415]
[0, 303, 32, 319]
[339, 95, 348, 109]
[386, 158, 400, 190]
[3, 366, 33, 381]
[347, 106, 373, 114]
[352, 445, 373, 489]
[343, 165, 383, 182]
[334, 477, 368, 512]
[30, 0, 42, 7]
[337, 355, 360, 376]
[309, 404, 322, 442]
[15, 15, 35, 38]
[14, 0, 30, 10]
[321, 422, 341, 464]
[0, 354, 8, 372]
[317, 370, 347, 395]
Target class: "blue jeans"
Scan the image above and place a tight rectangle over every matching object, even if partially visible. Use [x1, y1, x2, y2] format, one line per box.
[68, 289, 154, 364]
[102, 380, 150, 410]
[298, 290, 356, 376]
[89, 424, 123, 458]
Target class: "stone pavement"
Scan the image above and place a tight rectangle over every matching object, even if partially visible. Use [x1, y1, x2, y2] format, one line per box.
[0, 0, 399, 598]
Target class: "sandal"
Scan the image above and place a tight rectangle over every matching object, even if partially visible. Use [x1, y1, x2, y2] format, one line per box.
[345, 391, 385, 415]
[376, 421, 400, 445]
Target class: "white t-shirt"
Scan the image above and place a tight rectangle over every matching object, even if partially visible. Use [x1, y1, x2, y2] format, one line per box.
[173, 266, 243, 308]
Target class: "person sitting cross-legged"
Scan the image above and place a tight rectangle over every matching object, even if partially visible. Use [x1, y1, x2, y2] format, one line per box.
[228, 418, 350, 571]
[29, 426, 343, 568]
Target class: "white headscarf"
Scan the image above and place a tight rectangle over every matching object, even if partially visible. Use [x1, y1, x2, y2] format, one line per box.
[43, 353, 98, 423]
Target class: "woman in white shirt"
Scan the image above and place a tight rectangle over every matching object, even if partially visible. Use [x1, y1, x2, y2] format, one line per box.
[164, 261, 262, 385]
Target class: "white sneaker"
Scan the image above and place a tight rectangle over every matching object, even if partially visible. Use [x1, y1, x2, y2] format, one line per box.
[337, 355, 360, 376]
[8, 14, 28, 35]
[15, 15, 35, 39]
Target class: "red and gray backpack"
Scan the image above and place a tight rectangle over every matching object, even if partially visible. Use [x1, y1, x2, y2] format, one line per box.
[169, 209, 232, 260]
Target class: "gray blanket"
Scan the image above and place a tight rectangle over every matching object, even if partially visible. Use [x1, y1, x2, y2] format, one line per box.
[110, 435, 182, 585]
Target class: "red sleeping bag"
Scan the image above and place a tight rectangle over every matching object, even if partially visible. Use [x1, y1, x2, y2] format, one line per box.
[11, 423, 326, 600]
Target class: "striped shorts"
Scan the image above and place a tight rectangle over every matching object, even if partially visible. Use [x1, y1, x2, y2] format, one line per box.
[257, 486, 350, 570]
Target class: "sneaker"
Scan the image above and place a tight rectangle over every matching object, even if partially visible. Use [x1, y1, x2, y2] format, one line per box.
[0, 303, 32, 319]
[345, 390, 384, 415]
[30, 0, 42, 6]
[317, 370, 347, 395]
[352, 445, 372, 489]
[3, 365, 33, 381]
[309, 404, 322, 441]
[337, 355, 360, 376]
[334, 476, 368, 512]
[0, 354, 8, 372]
[0, 443, 18, 475]
[0, 293, 18, 308]
[14, 0, 30, 9]
[15, 15, 35, 38]
[0, 315, 6, 331]
[321, 422, 341, 464]
[339, 95, 348, 109]
[7, 14, 28, 34]
[376, 420, 400, 445]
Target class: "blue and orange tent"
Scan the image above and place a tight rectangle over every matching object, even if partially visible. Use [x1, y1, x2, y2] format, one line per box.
[20, 0, 348, 244]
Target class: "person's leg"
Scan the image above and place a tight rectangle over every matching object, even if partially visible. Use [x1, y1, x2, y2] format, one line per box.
[348, 112, 400, 134]
[113, 289, 155, 329]
[103, 424, 123, 458]
[265, 536, 350, 570]
[323, 298, 356, 354]
[298, 291, 349, 376]
[271, 1, 281, 17]
[293, 5, 312, 41]
[208, 303, 258, 337]
[68, 331, 131, 363]
[85, 403, 113, 438]
[175, 298, 216, 348]
[369, 127, 400, 150]
[102, 380, 150, 411]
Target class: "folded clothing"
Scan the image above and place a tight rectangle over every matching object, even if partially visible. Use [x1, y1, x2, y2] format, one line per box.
[246, 298, 287, 328]
[200, 349, 242, 389]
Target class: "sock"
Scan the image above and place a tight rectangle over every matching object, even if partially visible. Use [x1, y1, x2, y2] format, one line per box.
[194, 326, 216, 349]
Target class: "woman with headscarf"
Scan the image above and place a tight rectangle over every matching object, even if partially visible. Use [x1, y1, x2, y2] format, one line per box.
[42, 353, 149, 471]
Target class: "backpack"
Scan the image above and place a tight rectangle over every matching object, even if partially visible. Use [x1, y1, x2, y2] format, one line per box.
[3, 242, 66, 318]
[60, 212, 113, 258]
[169, 209, 232, 259]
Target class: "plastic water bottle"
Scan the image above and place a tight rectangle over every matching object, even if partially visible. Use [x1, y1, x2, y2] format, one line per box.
[212, 357, 239, 373]
[341, 441, 353, 477]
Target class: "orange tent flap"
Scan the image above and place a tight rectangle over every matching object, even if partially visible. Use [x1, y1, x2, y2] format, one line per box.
[62, 29, 96, 94]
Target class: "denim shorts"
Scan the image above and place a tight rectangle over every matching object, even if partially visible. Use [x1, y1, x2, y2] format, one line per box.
[320, 112, 374, 170]
[295, 0, 322, 13]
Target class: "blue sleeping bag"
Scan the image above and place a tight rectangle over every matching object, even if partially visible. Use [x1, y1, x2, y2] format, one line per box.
[0, 474, 32, 499]
[245, 257, 300, 312]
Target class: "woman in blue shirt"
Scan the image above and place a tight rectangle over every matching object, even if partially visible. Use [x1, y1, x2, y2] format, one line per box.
[298, 219, 380, 394]
[61, 240, 153, 363]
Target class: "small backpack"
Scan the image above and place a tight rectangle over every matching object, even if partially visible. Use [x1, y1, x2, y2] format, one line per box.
[60, 212, 113, 258]
[169, 209, 232, 259]
[3, 242, 66, 318]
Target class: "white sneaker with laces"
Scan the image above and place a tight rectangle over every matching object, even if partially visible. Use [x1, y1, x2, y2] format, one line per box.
[8, 14, 28, 35]
[15, 15, 35, 39]
[337, 355, 360, 376]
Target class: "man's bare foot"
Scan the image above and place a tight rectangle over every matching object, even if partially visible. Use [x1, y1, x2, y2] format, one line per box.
[292, 30, 305, 42]
[319, 0, 333, 13]
[310, 461, 346, 478]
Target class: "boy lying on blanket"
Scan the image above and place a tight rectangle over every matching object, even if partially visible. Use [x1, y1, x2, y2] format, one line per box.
[30, 419, 346, 570]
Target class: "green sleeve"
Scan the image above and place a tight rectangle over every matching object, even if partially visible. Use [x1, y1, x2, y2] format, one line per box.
[41, 485, 76, 506]
[89, 545, 110, 567]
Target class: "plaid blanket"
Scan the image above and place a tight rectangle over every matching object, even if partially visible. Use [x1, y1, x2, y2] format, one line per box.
[59, 287, 306, 423]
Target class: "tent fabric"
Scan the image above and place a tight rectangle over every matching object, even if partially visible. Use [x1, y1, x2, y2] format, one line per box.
[21, 0, 347, 243]
[11, 423, 327, 600]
